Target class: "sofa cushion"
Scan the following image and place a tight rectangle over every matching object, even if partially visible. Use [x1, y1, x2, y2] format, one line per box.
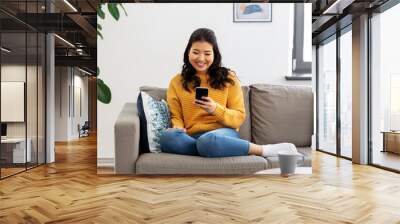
[138, 86, 167, 154]
[238, 86, 251, 141]
[137, 93, 150, 153]
[139, 86, 167, 101]
[139, 91, 170, 153]
[264, 147, 312, 169]
[250, 84, 313, 147]
[136, 153, 268, 174]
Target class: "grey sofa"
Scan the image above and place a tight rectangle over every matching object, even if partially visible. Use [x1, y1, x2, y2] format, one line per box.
[114, 84, 313, 174]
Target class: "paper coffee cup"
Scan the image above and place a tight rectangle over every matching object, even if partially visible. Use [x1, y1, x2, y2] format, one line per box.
[278, 153, 302, 177]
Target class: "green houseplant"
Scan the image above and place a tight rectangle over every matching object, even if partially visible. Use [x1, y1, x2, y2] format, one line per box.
[97, 3, 127, 104]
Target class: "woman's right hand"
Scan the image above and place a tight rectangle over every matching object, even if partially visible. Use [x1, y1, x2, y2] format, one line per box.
[166, 127, 186, 132]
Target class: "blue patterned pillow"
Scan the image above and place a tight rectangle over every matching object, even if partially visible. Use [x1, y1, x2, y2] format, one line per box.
[140, 91, 170, 153]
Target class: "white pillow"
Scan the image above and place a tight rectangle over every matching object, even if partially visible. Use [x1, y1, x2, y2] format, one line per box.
[140, 91, 170, 153]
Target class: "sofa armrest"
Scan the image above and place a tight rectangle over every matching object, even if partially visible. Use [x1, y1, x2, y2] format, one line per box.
[114, 103, 140, 174]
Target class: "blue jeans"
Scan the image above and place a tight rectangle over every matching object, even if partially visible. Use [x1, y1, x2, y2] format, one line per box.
[159, 128, 250, 157]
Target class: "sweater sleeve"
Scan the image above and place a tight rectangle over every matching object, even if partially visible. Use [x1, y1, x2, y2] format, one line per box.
[212, 75, 246, 129]
[167, 78, 185, 128]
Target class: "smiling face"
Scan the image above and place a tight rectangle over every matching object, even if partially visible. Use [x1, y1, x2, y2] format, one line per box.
[188, 41, 214, 75]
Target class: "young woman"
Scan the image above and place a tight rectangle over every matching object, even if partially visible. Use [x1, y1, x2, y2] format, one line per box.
[159, 28, 297, 158]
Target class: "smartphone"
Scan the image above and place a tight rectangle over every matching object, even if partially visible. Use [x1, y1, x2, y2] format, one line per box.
[195, 87, 208, 100]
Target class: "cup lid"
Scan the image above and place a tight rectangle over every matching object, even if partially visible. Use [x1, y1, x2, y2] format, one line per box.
[278, 152, 303, 157]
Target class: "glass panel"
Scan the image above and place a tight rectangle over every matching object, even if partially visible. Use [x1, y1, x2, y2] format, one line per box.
[27, 31, 38, 169]
[1, 30, 27, 177]
[371, 3, 400, 171]
[340, 29, 352, 158]
[391, 75, 400, 130]
[0, 1, 46, 179]
[38, 32, 45, 165]
[318, 37, 337, 154]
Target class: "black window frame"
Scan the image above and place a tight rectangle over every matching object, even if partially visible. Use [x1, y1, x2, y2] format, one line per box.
[286, 3, 312, 81]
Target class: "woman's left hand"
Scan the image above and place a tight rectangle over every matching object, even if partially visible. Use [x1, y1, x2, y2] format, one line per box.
[194, 96, 217, 114]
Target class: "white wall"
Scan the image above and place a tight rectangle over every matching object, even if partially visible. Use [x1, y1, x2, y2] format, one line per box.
[55, 67, 69, 141]
[98, 3, 312, 159]
[73, 73, 89, 137]
[55, 67, 88, 141]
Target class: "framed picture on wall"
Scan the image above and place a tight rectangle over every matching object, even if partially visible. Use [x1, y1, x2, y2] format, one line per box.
[233, 3, 272, 22]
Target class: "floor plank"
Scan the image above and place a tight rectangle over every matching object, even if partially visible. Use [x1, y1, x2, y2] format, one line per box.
[1, 134, 400, 223]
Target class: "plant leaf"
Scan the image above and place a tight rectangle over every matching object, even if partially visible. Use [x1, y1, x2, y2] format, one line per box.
[97, 23, 102, 30]
[97, 4, 105, 19]
[119, 3, 128, 16]
[97, 30, 103, 40]
[97, 66, 100, 77]
[108, 3, 120, 21]
[97, 78, 111, 104]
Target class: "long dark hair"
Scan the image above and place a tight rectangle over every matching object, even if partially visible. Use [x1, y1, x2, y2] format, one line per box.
[181, 28, 234, 91]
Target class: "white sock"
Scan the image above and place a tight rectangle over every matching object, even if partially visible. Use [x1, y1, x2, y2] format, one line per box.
[261, 143, 297, 157]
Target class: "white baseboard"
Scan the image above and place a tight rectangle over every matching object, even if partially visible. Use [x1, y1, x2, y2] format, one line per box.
[97, 157, 114, 168]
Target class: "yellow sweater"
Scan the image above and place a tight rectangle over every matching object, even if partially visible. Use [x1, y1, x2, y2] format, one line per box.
[167, 72, 246, 135]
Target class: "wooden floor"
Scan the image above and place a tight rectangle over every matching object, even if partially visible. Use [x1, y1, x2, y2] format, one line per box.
[1, 135, 400, 223]
[1, 163, 46, 178]
[0, 167, 26, 178]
